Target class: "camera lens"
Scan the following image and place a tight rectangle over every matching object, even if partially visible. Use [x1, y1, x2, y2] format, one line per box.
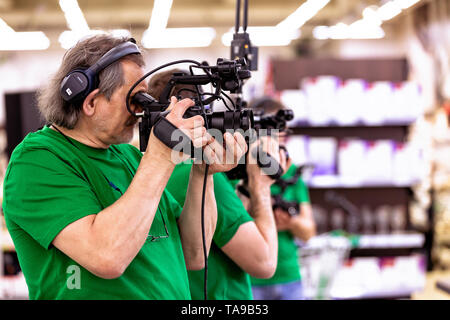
[206, 109, 254, 133]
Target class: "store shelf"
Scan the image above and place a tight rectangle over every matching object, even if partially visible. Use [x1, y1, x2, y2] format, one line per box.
[306, 175, 419, 189]
[0, 274, 28, 300]
[290, 122, 411, 142]
[329, 254, 426, 300]
[350, 233, 425, 258]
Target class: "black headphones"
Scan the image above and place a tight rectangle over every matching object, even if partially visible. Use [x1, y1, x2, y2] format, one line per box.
[60, 38, 141, 104]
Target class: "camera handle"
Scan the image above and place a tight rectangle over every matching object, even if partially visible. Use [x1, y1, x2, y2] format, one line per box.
[151, 116, 203, 159]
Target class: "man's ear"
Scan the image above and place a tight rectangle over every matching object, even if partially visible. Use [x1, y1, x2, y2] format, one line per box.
[82, 89, 101, 117]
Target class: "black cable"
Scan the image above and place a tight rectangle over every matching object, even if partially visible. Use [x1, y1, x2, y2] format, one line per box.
[200, 164, 209, 300]
[189, 64, 210, 301]
[125, 59, 202, 117]
[220, 90, 237, 110]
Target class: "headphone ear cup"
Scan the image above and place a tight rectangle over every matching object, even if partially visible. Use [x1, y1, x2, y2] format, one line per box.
[60, 70, 91, 103]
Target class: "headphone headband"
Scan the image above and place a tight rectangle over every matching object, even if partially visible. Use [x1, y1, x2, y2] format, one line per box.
[60, 39, 141, 103]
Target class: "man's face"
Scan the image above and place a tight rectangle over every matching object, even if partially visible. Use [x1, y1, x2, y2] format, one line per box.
[91, 59, 147, 146]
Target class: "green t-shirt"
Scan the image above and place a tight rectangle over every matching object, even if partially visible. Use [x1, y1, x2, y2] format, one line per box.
[166, 161, 254, 300]
[2, 126, 191, 300]
[251, 164, 310, 286]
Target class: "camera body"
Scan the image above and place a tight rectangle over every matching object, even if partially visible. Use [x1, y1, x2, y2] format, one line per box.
[225, 108, 294, 181]
[272, 195, 300, 216]
[131, 58, 255, 153]
[133, 92, 254, 152]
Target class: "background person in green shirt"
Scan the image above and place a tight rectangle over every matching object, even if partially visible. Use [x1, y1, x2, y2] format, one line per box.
[2, 34, 247, 299]
[248, 97, 317, 300]
[146, 70, 283, 300]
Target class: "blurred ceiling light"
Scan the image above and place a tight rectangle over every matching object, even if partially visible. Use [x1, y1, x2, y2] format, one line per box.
[0, 17, 15, 33]
[314, 0, 421, 40]
[58, 0, 130, 49]
[398, 0, 421, 9]
[59, 0, 89, 33]
[222, 0, 328, 47]
[59, 29, 131, 49]
[277, 0, 331, 30]
[376, 1, 403, 21]
[375, 0, 421, 21]
[142, 0, 215, 48]
[142, 27, 216, 48]
[148, 0, 173, 33]
[313, 22, 385, 40]
[59, 0, 90, 48]
[0, 18, 50, 50]
[362, 6, 382, 26]
[222, 27, 300, 47]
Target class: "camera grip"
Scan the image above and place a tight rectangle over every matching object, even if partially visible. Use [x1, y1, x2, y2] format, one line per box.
[252, 147, 284, 180]
[152, 116, 203, 159]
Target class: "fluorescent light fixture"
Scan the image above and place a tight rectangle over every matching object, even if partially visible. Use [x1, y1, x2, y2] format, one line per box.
[314, 0, 422, 41]
[362, 7, 382, 26]
[222, 26, 300, 47]
[142, 27, 216, 48]
[59, 29, 131, 49]
[59, 0, 89, 33]
[148, 0, 173, 33]
[370, 0, 422, 23]
[142, 0, 215, 48]
[58, 0, 130, 49]
[0, 31, 50, 50]
[0, 18, 15, 33]
[398, 0, 421, 9]
[0, 18, 50, 50]
[277, 0, 331, 30]
[377, 1, 402, 21]
[313, 22, 385, 40]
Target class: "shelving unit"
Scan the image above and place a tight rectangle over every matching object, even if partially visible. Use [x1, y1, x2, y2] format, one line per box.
[290, 123, 412, 143]
[271, 57, 430, 299]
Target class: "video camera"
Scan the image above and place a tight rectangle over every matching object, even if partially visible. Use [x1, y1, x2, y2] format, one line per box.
[272, 164, 314, 216]
[127, 58, 255, 153]
[225, 108, 295, 181]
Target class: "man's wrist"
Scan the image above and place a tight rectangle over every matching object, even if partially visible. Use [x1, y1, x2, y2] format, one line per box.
[248, 179, 271, 195]
[192, 163, 215, 176]
[143, 133, 176, 168]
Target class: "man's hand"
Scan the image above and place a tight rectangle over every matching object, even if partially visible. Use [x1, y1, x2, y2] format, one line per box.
[197, 131, 248, 174]
[147, 96, 210, 164]
[246, 135, 285, 190]
[274, 208, 293, 231]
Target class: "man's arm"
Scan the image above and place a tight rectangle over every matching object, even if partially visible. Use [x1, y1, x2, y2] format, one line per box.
[221, 136, 282, 279]
[52, 134, 176, 279]
[177, 166, 216, 270]
[274, 204, 317, 242]
[52, 98, 208, 279]
[178, 132, 247, 270]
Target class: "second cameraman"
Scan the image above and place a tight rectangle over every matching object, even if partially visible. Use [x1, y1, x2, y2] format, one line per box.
[146, 69, 283, 300]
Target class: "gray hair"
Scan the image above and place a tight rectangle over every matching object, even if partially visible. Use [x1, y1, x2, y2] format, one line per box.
[37, 34, 145, 129]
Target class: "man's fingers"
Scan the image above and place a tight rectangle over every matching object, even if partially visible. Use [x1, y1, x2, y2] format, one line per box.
[166, 96, 178, 111]
[234, 132, 248, 156]
[167, 97, 196, 119]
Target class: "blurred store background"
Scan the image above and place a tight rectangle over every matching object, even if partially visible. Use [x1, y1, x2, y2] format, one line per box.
[0, 0, 449, 299]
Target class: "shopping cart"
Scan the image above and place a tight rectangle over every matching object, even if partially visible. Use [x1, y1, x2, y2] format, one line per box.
[299, 231, 353, 300]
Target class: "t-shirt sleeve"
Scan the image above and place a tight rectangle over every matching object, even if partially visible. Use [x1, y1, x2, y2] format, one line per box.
[213, 173, 253, 248]
[295, 178, 310, 203]
[3, 147, 103, 250]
